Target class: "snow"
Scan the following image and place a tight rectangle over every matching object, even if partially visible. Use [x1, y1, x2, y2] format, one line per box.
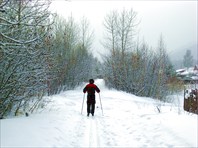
[1, 79, 197, 147]
[176, 66, 198, 79]
[176, 69, 186, 73]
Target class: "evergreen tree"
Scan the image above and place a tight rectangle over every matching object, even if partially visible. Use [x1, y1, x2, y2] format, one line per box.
[183, 49, 193, 68]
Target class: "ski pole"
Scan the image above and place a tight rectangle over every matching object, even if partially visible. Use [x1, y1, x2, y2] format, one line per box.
[99, 93, 104, 116]
[81, 93, 85, 114]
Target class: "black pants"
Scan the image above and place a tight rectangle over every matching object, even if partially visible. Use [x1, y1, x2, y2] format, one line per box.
[87, 102, 95, 114]
[87, 94, 95, 114]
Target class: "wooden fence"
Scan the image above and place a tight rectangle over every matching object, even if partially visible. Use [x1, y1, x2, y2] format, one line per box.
[184, 88, 198, 114]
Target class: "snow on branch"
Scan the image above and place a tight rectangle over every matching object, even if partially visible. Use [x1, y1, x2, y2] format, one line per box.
[0, 32, 39, 44]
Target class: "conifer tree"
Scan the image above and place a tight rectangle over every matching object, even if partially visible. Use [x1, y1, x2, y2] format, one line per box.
[183, 49, 193, 68]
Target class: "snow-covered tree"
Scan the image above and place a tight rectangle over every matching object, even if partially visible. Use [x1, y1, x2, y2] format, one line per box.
[0, 0, 54, 118]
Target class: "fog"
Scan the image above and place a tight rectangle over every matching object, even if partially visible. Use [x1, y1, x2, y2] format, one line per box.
[50, 1, 197, 62]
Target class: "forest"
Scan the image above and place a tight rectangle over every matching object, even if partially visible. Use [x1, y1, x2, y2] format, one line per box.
[0, 0, 182, 118]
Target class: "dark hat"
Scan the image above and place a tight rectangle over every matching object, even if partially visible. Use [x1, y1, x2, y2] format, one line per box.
[89, 79, 94, 84]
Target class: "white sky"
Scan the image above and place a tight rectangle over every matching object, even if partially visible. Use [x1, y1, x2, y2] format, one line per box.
[50, 0, 197, 60]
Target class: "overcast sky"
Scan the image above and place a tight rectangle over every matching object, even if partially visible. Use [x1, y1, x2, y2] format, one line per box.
[50, 0, 197, 60]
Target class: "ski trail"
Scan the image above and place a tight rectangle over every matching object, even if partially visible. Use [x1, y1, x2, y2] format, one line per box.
[88, 117, 100, 147]
[89, 118, 94, 147]
[95, 117, 100, 147]
[82, 116, 100, 148]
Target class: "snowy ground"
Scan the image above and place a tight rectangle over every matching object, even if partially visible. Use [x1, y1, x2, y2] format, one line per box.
[1, 79, 197, 147]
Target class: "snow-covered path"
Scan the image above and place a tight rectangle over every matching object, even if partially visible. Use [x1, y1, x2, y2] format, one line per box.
[1, 79, 197, 147]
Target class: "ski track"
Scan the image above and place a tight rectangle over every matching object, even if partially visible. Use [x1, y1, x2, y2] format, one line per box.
[89, 117, 98, 147]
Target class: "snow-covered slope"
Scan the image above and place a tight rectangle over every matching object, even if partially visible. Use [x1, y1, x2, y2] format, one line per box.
[1, 79, 197, 147]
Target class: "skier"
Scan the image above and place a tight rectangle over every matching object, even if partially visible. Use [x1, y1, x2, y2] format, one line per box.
[83, 79, 100, 116]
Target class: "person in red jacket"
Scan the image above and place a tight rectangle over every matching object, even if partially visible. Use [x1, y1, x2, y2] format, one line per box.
[83, 79, 100, 116]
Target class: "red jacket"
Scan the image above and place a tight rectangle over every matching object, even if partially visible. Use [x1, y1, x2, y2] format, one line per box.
[83, 83, 100, 95]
